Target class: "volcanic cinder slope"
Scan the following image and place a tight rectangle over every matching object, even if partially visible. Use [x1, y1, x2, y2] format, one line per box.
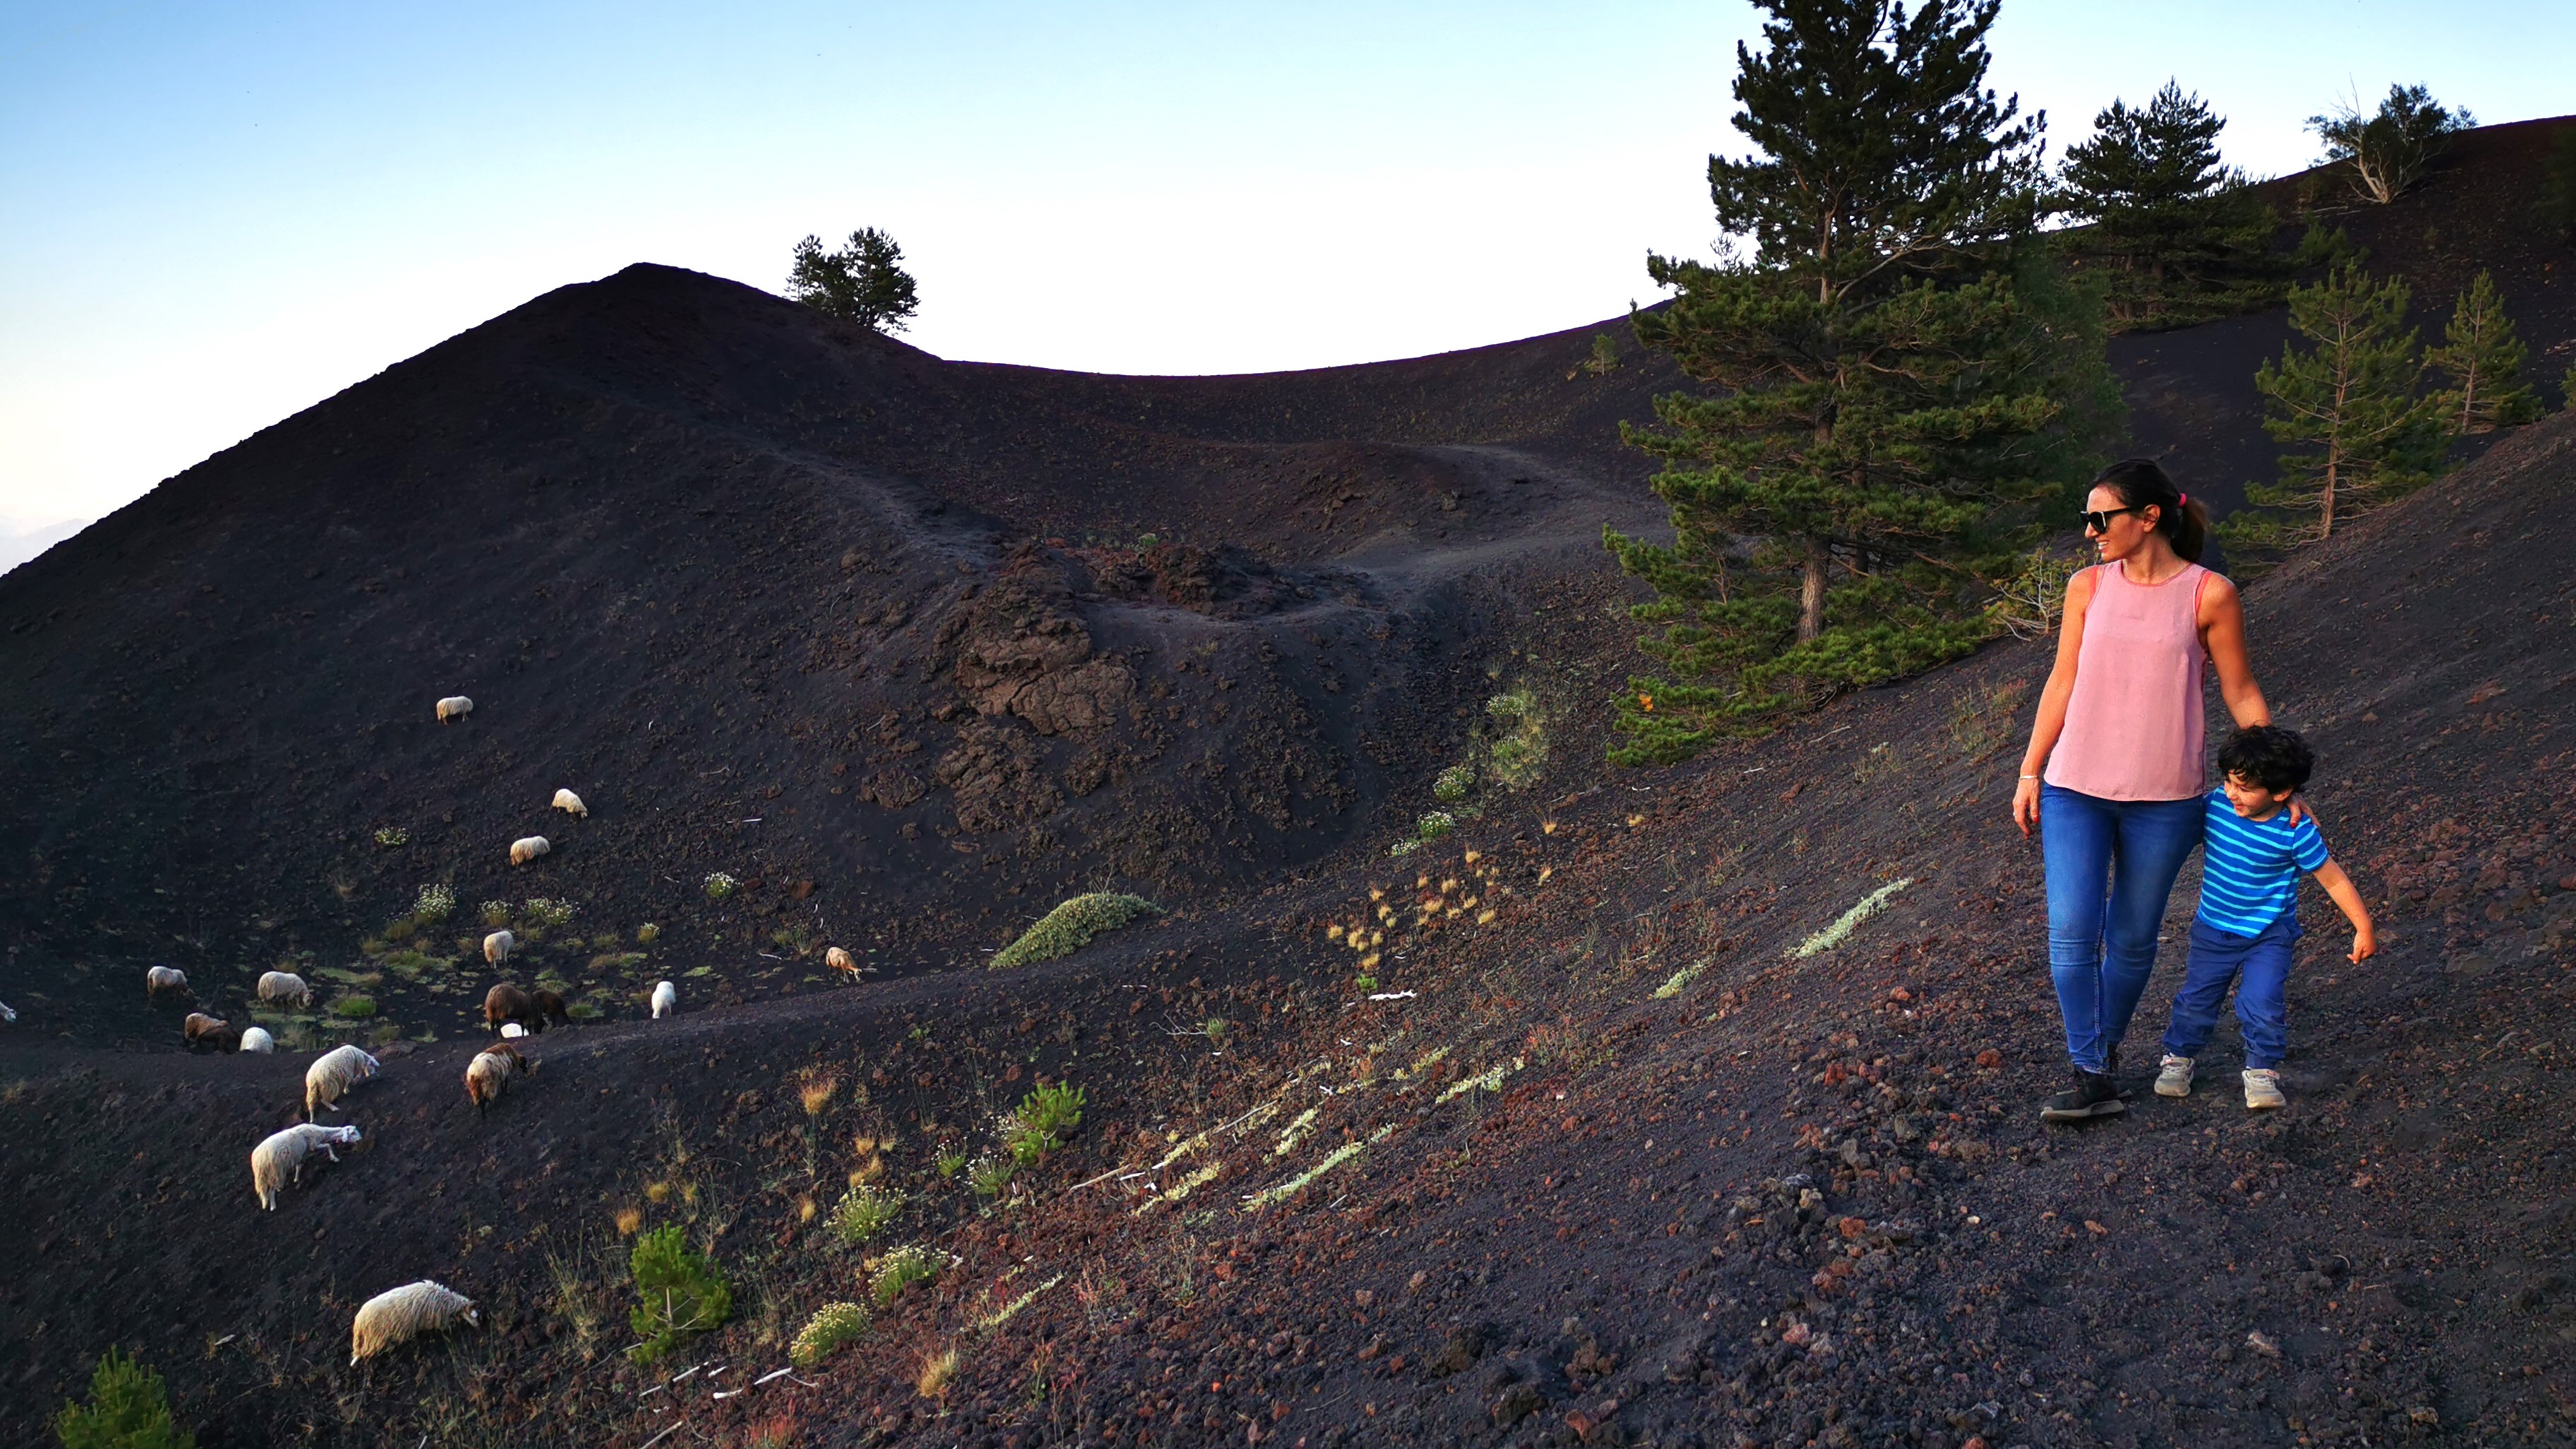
[1, 124, 2574, 1448]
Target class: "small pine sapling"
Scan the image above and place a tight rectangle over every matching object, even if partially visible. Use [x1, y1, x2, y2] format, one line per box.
[628, 1225, 733, 1362]
[2425, 270, 2540, 434]
[53, 1348, 193, 1449]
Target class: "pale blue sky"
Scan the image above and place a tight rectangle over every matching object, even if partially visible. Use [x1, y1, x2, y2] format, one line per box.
[4, 1, 2570, 528]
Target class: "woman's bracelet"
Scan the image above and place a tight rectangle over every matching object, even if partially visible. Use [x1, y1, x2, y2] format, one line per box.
[2019, 774, 2039, 780]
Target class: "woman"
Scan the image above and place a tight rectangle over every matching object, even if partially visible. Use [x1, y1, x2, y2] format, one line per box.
[2013, 459, 2283, 1123]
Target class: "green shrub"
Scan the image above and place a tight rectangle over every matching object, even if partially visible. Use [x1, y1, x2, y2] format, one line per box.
[935, 1149, 967, 1179]
[828, 1185, 903, 1245]
[329, 996, 377, 1020]
[1432, 765, 1474, 803]
[53, 1347, 192, 1449]
[636, 922, 662, 944]
[373, 826, 408, 848]
[1014, 1083, 1085, 1147]
[479, 900, 512, 928]
[789, 1301, 869, 1368]
[627, 1225, 732, 1362]
[966, 1154, 1018, 1198]
[703, 873, 737, 901]
[1415, 811, 1455, 841]
[1203, 1016, 1228, 1045]
[989, 893, 1159, 970]
[523, 898, 577, 928]
[871, 1245, 940, 1305]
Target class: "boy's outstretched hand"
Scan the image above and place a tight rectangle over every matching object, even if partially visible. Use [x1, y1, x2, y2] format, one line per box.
[2347, 922, 2378, 964]
[2312, 859, 2376, 966]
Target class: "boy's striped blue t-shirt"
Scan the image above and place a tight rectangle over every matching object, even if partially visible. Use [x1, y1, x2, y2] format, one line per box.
[2198, 789, 2331, 935]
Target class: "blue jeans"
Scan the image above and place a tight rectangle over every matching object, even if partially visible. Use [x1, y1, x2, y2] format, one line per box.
[2041, 784, 2204, 1073]
[2161, 916, 2297, 1069]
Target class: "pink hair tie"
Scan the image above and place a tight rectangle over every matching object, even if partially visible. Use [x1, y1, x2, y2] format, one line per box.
[2176, 492, 2188, 506]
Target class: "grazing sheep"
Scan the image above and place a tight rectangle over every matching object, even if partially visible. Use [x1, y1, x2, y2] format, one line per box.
[509, 835, 550, 866]
[251, 1122, 362, 1210]
[464, 1042, 533, 1114]
[482, 983, 569, 1034]
[825, 946, 857, 977]
[499, 1021, 527, 1039]
[350, 1280, 478, 1364]
[257, 970, 311, 1008]
[304, 1044, 382, 1120]
[551, 788, 588, 818]
[0, 1000, 16, 1022]
[239, 1026, 275, 1053]
[184, 1013, 239, 1049]
[483, 930, 514, 967]
[145, 965, 189, 996]
[436, 696, 474, 723]
[650, 980, 676, 1019]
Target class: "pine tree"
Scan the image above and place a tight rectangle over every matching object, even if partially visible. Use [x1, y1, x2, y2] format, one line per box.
[1602, 0, 2113, 764]
[2055, 81, 2281, 330]
[2225, 264, 2443, 554]
[2308, 85, 2472, 205]
[53, 1348, 193, 1449]
[2426, 270, 2539, 434]
[787, 227, 919, 333]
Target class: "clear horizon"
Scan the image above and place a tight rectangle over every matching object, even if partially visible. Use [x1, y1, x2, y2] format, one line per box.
[4, 0, 2570, 530]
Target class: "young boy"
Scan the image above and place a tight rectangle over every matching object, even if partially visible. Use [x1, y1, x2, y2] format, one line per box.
[2156, 725, 2376, 1109]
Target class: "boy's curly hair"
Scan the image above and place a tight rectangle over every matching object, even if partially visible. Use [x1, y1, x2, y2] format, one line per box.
[2217, 724, 2314, 794]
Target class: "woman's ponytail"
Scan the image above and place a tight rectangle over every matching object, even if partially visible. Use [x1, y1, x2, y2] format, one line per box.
[2092, 458, 2205, 564]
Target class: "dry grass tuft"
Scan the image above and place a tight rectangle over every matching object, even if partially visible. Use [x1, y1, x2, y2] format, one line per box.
[915, 1344, 961, 1398]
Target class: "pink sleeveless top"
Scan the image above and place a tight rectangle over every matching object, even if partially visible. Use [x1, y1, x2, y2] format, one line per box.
[2044, 561, 2212, 801]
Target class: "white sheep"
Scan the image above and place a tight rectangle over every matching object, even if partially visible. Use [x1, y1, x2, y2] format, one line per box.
[650, 980, 676, 1020]
[825, 946, 856, 977]
[305, 1044, 382, 1120]
[257, 970, 311, 1008]
[239, 1026, 276, 1054]
[551, 788, 588, 818]
[499, 1021, 527, 1039]
[483, 930, 515, 967]
[509, 836, 550, 866]
[464, 1042, 532, 1114]
[0, 1000, 16, 1022]
[436, 696, 474, 723]
[250, 1122, 362, 1210]
[351, 1280, 479, 1364]
[145, 965, 189, 996]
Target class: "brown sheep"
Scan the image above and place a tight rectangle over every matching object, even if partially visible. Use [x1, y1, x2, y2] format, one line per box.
[482, 983, 571, 1034]
[464, 1042, 533, 1114]
[183, 1012, 239, 1050]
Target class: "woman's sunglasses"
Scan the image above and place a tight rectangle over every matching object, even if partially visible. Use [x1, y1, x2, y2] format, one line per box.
[2080, 504, 2147, 532]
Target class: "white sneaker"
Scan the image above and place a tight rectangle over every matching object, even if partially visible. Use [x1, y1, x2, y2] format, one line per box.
[2242, 1069, 2286, 1110]
[2154, 1055, 2194, 1098]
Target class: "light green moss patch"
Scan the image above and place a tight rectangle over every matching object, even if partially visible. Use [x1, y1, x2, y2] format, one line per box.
[989, 893, 1159, 970]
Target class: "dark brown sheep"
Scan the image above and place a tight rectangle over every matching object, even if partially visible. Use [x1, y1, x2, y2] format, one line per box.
[483, 983, 573, 1034]
[182, 1012, 239, 1050]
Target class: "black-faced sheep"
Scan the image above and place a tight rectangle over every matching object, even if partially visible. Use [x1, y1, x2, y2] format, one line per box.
[551, 788, 588, 818]
[508, 835, 550, 866]
[239, 1025, 276, 1053]
[304, 1044, 382, 1120]
[482, 983, 569, 1034]
[436, 696, 473, 722]
[251, 1122, 362, 1210]
[650, 979, 676, 1019]
[482, 930, 514, 967]
[183, 1012, 239, 1049]
[256, 970, 311, 1008]
[464, 1041, 533, 1114]
[145, 965, 189, 996]
[351, 1280, 478, 1363]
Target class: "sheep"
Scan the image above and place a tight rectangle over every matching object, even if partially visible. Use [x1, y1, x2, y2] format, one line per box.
[350, 1280, 479, 1364]
[499, 1021, 527, 1039]
[251, 1122, 362, 1210]
[825, 946, 857, 978]
[464, 1041, 534, 1114]
[436, 696, 474, 723]
[509, 836, 550, 866]
[482, 983, 569, 1034]
[257, 970, 311, 1008]
[483, 930, 515, 967]
[239, 1026, 276, 1053]
[304, 1044, 382, 1120]
[145, 965, 189, 996]
[650, 980, 676, 1020]
[0, 1000, 16, 1022]
[183, 1013, 239, 1049]
[551, 788, 588, 818]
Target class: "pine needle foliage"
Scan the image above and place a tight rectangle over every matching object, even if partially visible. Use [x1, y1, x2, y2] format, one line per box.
[2308, 85, 2472, 205]
[989, 893, 1157, 970]
[2054, 81, 2283, 331]
[2425, 270, 2540, 434]
[1604, 0, 2116, 764]
[787, 227, 920, 333]
[2226, 263, 2443, 556]
[627, 1225, 733, 1363]
[53, 1349, 193, 1449]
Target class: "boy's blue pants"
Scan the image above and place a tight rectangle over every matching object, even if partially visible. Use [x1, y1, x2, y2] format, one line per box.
[2161, 916, 2298, 1070]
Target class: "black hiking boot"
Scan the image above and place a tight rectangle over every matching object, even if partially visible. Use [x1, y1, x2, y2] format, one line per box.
[2040, 1068, 2127, 1123]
